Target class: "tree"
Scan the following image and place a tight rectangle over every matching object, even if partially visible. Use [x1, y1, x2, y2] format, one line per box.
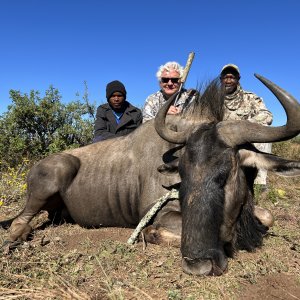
[0, 85, 95, 169]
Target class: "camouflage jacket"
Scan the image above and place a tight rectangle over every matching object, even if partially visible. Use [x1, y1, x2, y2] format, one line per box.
[223, 85, 273, 125]
[142, 88, 198, 123]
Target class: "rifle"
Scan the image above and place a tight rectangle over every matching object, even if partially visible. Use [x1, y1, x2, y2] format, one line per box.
[174, 52, 195, 106]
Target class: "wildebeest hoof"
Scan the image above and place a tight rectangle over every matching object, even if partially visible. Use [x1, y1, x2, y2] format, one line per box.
[254, 206, 275, 227]
[143, 225, 181, 246]
[0, 240, 24, 254]
[142, 226, 162, 244]
[182, 258, 227, 276]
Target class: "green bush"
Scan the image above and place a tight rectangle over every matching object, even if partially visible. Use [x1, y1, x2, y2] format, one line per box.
[0, 85, 95, 169]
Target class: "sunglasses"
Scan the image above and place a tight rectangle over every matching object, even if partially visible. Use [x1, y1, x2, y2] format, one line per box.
[161, 77, 180, 84]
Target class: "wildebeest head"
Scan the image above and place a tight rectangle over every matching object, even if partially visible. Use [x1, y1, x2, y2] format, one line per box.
[155, 74, 300, 276]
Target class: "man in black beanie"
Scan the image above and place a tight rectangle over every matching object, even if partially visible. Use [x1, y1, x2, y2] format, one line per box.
[93, 80, 143, 142]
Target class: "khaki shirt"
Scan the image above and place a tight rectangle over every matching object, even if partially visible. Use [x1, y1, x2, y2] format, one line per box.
[223, 86, 273, 125]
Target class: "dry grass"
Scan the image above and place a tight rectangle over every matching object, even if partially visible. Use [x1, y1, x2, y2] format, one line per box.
[0, 275, 91, 300]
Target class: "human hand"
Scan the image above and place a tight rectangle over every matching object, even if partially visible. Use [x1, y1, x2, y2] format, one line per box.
[167, 105, 181, 115]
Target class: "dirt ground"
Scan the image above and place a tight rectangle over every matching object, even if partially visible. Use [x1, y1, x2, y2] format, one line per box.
[43, 225, 300, 300]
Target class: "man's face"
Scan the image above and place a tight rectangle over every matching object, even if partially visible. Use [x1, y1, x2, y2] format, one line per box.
[221, 73, 239, 94]
[108, 92, 125, 111]
[159, 69, 181, 97]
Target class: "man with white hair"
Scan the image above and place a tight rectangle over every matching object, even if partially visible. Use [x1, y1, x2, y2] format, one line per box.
[142, 61, 198, 122]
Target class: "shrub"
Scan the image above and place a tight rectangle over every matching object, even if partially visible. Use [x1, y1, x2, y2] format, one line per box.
[0, 85, 95, 170]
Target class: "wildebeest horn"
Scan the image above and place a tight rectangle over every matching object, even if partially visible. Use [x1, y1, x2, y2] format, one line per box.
[154, 93, 189, 144]
[218, 74, 300, 147]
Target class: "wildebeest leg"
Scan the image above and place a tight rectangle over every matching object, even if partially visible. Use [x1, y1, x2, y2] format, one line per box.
[143, 211, 182, 247]
[8, 153, 80, 242]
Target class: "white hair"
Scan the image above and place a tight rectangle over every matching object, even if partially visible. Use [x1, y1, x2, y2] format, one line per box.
[156, 61, 184, 80]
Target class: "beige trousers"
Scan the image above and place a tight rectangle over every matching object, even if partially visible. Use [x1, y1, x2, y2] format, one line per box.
[253, 143, 272, 185]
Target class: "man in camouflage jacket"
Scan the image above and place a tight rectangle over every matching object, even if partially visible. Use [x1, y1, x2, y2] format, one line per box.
[220, 64, 273, 188]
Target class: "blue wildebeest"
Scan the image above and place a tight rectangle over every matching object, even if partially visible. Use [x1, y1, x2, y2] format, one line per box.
[1, 74, 300, 276]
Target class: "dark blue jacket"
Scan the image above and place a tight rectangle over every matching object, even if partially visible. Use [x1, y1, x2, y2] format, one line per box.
[93, 101, 142, 142]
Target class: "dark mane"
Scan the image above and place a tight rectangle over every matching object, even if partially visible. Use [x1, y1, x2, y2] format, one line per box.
[182, 79, 225, 123]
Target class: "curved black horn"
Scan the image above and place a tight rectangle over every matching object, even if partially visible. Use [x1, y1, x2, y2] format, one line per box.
[218, 74, 300, 146]
[154, 93, 189, 144]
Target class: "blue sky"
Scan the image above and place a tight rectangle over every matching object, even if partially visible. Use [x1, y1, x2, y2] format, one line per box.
[1, 1, 299, 126]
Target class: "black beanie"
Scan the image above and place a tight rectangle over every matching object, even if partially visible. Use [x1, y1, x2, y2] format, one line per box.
[106, 80, 127, 100]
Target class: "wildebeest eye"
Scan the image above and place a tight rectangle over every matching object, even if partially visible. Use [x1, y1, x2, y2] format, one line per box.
[162, 182, 181, 191]
[157, 162, 179, 175]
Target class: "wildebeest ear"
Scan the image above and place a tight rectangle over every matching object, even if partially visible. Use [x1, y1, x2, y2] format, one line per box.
[268, 158, 300, 176]
[157, 162, 179, 175]
[239, 149, 300, 177]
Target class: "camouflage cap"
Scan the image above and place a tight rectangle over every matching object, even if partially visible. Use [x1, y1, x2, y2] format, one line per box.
[221, 64, 240, 76]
